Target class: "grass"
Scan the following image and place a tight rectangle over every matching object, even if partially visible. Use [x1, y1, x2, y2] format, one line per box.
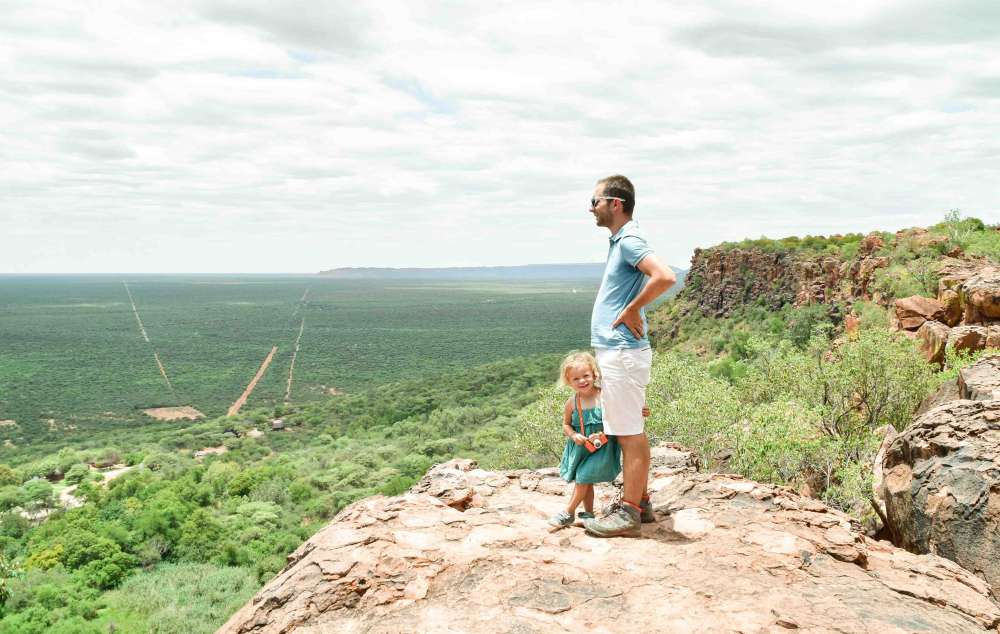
[96, 563, 258, 634]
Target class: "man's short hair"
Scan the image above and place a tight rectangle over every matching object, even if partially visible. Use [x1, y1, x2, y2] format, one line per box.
[597, 175, 635, 215]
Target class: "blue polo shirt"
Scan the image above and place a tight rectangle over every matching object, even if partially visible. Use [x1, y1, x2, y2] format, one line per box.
[591, 220, 653, 349]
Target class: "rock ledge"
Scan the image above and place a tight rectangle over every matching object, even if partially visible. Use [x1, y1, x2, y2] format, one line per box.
[220, 448, 1000, 633]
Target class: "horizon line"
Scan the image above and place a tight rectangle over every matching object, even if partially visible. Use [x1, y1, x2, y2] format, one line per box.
[1, 261, 692, 276]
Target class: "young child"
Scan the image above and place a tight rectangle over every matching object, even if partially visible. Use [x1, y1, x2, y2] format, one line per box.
[549, 351, 622, 528]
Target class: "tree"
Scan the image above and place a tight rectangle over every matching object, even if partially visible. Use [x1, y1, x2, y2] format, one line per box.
[63, 465, 91, 486]
[20, 480, 54, 512]
[0, 487, 24, 512]
[0, 465, 19, 487]
[0, 552, 21, 611]
[176, 510, 222, 562]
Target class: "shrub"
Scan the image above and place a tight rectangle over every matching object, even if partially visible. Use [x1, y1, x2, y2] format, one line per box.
[63, 465, 91, 486]
[498, 384, 569, 469]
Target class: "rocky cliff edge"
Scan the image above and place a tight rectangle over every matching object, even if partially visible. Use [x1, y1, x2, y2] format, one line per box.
[219, 445, 1000, 633]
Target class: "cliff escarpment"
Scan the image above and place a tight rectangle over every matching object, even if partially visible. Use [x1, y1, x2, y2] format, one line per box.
[665, 232, 889, 319]
[649, 227, 987, 346]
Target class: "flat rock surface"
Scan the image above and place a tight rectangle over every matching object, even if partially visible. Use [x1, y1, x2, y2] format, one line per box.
[220, 452, 1000, 634]
[883, 398, 1000, 602]
[959, 355, 1000, 401]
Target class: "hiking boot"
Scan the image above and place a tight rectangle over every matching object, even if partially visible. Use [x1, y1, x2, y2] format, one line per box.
[584, 503, 641, 538]
[603, 496, 654, 523]
[640, 498, 655, 524]
[548, 511, 575, 528]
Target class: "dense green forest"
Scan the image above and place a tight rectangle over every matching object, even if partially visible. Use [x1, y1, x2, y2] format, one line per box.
[0, 277, 599, 453]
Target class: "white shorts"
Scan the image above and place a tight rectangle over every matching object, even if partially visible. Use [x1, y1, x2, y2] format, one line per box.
[596, 347, 652, 436]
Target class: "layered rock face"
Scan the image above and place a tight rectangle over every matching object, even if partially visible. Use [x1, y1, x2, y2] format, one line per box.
[893, 259, 1000, 362]
[681, 241, 888, 319]
[220, 447, 1000, 633]
[882, 357, 1000, 600]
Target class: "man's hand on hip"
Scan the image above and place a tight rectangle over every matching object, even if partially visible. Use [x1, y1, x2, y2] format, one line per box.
[612, 305, 643, 339]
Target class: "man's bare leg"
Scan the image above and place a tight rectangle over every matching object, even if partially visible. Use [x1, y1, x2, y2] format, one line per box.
[617, 433, 650, 509]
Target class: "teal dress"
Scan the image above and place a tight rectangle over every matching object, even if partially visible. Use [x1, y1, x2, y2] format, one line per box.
[558, 399, 622, 484]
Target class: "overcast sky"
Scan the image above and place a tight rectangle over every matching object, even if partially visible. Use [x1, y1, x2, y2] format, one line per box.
[2, 1, 999, 273]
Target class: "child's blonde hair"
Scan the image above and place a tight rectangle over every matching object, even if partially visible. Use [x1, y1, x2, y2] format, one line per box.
[558, 350, 601, 387]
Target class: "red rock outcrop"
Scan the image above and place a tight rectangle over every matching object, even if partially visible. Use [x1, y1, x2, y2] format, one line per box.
[679, 240, 889, 320]
[220, 450, 1000, 633]
[894, 295, 946, 330]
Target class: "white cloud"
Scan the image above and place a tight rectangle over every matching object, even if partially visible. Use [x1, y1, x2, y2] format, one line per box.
[1, 0, 998, 273]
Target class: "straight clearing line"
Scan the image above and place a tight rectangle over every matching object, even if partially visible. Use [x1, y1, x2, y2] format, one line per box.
[124, 281, 175, 395]
[228, 346, 278, 417]
[291, 287, 311, 318]
[285, 317, 305, 403]
[153, 351, 175, 395]
[122, 282, 150, 343]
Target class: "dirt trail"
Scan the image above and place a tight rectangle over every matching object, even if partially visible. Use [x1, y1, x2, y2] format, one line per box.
[123, 281, 176, 395]
[153, 351, 175, 394]
[123, 281, 150, 343]
[228, 346, 278, 417]
[291, 287, 311, 318]
[285, 317, 305, 403]
[59, 464, 136, 510]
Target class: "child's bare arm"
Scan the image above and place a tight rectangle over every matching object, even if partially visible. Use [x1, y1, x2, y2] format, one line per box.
[563, 399, 584, 445]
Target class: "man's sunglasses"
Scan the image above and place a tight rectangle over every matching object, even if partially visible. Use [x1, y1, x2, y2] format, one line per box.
[590, 196, 625, 208]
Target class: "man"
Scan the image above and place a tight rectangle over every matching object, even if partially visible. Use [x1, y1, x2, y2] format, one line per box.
[583, 175, 676, 538]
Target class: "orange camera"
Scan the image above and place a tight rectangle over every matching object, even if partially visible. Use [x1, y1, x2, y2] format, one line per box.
[583, 432, 608, 453]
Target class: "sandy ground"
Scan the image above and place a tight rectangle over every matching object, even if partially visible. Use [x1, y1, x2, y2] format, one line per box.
[59, 464, 136, 510]
[143, 406, 205, 421]
[194, 446, 228, 458]
[227, 346, 277, 417]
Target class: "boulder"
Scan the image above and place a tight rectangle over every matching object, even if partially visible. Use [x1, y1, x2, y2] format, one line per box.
[220, 455, 1000, 633]
[882, 399, 1000, 600]
[958, 355, 1000, 401]
[939, 288, 964, 326]
[894, 295, 946, 331]
[917, 320, 950, 365]
[915, 378, 961, 416]
[948, 325, 989, 354]
[962, 269, 1000, 322]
